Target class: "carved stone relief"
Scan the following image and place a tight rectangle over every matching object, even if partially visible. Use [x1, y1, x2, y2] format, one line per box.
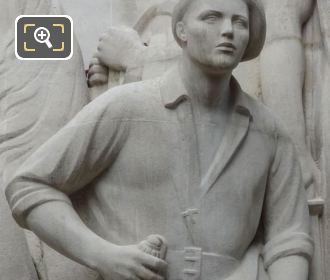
[1, 0, 330, 280]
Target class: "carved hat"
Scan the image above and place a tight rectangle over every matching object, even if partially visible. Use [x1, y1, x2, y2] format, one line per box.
[172, 0, 266, 61]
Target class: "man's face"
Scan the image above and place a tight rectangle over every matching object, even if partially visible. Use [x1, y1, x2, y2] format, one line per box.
[179, 0, 249, 74]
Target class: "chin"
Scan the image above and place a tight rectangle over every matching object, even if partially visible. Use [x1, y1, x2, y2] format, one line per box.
[215, 54, 239, 67]
[202, 56, 239, 74]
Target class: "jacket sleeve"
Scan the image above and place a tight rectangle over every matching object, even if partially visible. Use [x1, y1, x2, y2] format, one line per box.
[5, 89, 130, 229]
[261, 121, 314, 269]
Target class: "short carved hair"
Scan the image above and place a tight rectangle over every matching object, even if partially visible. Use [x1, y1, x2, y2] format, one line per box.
[172, 0, 266, 61]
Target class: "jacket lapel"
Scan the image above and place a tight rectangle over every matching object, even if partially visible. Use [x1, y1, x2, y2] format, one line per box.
[160, 68, 254, 202]
[200, 90, 253, 199]
[160, 67, 202, 206]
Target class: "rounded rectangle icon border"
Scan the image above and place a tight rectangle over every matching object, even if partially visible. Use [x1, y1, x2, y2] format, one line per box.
[15, 15, 73, 61]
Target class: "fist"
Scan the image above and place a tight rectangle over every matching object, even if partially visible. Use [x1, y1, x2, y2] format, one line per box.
[88, 57, 109, 87]
[95, 27, 147, 71]
[95, 244, 167, 280]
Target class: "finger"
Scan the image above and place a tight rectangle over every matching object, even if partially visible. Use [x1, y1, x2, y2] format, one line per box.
[97, 44, 103, 52]
[88, 70, 108, 82]
[88, 72, 108, 82]
[88, 72, 108, 83]
[88, 73, 108, 86]
[138, 254, 167, 274]
[88, 65, 108, 76]
[94, 50, 108, 65]
[135, 266, 164, 280]
[98, 32, 108, 42]
[89, 56, 101, 67]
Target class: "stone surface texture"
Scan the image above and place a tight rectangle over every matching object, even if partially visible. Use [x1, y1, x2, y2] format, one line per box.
[0, 0, 90, 279]
[1, 0, 330, 280]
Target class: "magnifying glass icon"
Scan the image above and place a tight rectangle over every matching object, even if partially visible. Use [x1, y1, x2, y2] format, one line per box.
[34, 27, 53, 49]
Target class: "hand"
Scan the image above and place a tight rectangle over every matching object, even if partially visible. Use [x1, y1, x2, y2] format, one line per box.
[95, 244, 167, 280]
[88, 57, 109, 87]
[95, 27, 147, 71]
[299, 152, 321, 192]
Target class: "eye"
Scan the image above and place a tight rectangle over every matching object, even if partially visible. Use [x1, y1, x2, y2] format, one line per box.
[200, 13, 221, 23]
[204, 15, 217, 22]
[233, 18, 248, 28]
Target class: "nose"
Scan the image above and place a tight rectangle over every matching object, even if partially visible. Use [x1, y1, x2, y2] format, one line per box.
[221, 18, 234, 39]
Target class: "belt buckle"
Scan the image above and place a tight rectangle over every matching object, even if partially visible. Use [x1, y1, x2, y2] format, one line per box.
[182, 247, 202, 280]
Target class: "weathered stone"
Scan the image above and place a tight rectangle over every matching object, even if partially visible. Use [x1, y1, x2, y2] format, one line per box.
[2, 0, 330, 279]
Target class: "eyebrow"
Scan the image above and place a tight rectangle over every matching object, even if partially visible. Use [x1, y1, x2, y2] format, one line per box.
[232, 14, 248, 21]
[198, 10, 223, 19]
[198, 9, 248, 20]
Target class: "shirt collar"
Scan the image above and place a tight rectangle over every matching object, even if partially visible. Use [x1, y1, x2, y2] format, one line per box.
[159, 66, 253, 120]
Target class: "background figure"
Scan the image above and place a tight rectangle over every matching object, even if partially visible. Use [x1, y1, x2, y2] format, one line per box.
[61, 0, 167, 69]
[0, 0, 90, 279]
[88, 0, 181, 99]
[259, 0, 318, 191]
[256, 0, 329, 279]
[303, 1, 330, 279]
[0, 2, 42, 279]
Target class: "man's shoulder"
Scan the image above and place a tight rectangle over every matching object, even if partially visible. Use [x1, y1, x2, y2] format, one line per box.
[90, 78, 163, 119]
[239, 92, 282, 139]
[99, 78, 161, 106]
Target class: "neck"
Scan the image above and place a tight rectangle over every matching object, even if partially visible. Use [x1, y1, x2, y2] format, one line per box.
[179, 52, 232, 108]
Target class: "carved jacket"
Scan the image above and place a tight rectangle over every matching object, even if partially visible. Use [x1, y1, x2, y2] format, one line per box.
[6, 66, 313, 280]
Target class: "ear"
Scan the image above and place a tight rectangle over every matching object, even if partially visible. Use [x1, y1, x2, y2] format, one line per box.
[176, 21, 187, 44]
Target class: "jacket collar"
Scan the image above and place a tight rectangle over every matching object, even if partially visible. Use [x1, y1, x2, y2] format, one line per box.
[159, 65, 253, 121]
[159, 66, 254, 198]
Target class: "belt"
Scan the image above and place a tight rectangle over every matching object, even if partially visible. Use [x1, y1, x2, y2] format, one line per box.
[166, 248, 239, 280]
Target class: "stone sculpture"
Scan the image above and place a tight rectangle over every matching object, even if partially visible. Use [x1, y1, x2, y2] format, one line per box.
[5, 0, 313, 280]
[88, 0, 181, 97]
[257, 1, 326, 278]
[259, 0, 319, 193]
[0, 0, 90, 279]
[87, 0, 260, 98]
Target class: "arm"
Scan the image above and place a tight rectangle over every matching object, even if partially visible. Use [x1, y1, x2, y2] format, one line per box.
[95, 27, 146, 72]
[5, 93, 166, 280]
[268, 256, 308, 280]
[87, 27, 146, 97]
[262, 122, 313, 279]
[26, 201, 166, 280]
[89, 25, 180, 88]
[259, 0, 318, 190]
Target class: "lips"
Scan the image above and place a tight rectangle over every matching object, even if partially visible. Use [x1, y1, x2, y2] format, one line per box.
[216, 42, 236, 51]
